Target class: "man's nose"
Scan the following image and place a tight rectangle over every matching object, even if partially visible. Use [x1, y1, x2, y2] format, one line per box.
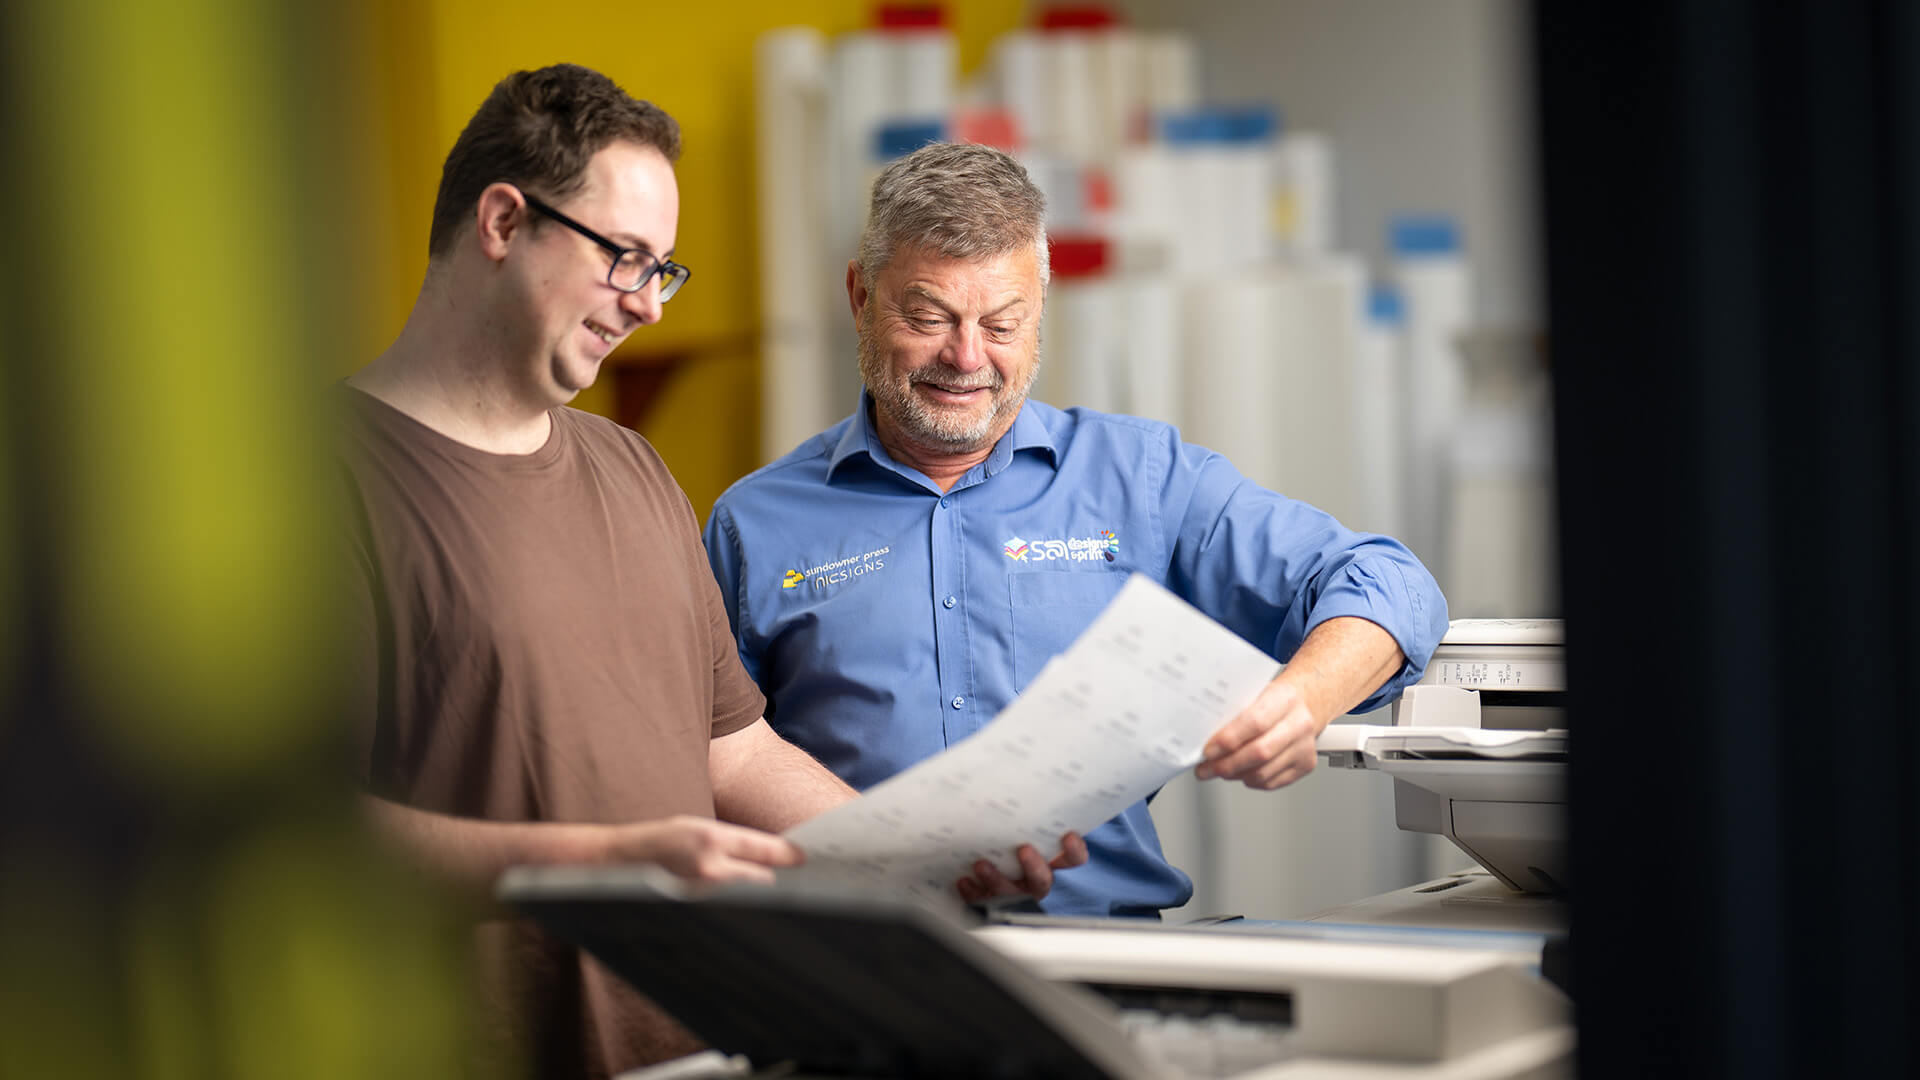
[941, 324, 987, 372]
[619, 278, 663, 326]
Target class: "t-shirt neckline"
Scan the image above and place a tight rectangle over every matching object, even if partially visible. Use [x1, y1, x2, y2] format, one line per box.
[342, 383, 570, 471]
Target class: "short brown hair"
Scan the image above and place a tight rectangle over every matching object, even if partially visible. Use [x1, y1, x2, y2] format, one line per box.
[857, 142, 1049, 287]
[427, 64, 680, 257]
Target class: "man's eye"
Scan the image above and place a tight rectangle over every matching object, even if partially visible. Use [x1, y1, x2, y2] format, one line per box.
[985, 325, 1017, 339]
[911, 316, 947, 329]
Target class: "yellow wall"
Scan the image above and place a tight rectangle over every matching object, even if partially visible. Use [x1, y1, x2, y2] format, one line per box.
[357, 1, 1033, 518]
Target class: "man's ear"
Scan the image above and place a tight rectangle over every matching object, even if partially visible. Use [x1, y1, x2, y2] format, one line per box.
[474, 183, 527, 262]
[846, 259, 868, 325]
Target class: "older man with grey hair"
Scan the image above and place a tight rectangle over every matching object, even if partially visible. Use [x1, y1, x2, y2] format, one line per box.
[705, 141, 1448, 917]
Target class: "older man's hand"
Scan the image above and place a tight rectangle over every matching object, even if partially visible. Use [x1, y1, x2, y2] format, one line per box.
[1195, 676, 1326, 790]
[954, 831, 1089, 905]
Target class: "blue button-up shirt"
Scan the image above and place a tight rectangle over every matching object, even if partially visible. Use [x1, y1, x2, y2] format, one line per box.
[704, 395, 1448, 916]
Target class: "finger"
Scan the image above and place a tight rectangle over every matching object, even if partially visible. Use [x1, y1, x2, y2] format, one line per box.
[710, 824, 807, 867]
[1201, 681, 1303, 762]
[1205, 711, 1310, 781]
[683, 852, 782, 885]
[1199, 707, 1272, 769]
[955, 876, 985, 905]
[1049, 831, 1089, 870]
[711, 858, 781, 885]
[1014, 844, 1053, 899]
[1241, 744, 1318, 791]
[967, 857, 1022, 897]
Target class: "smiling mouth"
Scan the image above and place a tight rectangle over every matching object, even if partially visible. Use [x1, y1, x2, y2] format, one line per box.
[584, 319, 620, 345]
[914, 378, 996, 396]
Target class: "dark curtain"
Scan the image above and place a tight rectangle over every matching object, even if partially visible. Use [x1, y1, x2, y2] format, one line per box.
[1537, 1, 1920, 1076]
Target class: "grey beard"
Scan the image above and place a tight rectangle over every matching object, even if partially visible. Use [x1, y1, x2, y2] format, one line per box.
[856, 332, 1041, 453]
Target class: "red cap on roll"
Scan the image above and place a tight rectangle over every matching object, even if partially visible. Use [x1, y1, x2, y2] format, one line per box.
[954, 108, 1022, 152]
[877, 4, 945, 29]
[1048, 235, 1110, 279]
[1038, 5, 1119, 31]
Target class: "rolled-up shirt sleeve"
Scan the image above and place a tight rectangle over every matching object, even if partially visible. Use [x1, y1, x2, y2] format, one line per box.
[1158, 434, 1448, 713]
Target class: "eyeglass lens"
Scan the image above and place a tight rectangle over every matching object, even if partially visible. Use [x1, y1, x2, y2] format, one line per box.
[610, 251, 688, 300]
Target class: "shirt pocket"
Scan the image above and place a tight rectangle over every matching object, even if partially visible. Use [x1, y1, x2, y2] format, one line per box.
[1008, 570, 1129, 692]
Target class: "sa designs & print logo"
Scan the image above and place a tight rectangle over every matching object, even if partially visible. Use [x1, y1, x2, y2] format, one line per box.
[782, 545, 891, 592]
[1003, 530, 1120, 563]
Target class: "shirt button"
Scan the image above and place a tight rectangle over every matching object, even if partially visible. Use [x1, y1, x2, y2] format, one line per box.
[951, 696, 964, 709]
[939, 497, 950, 509]
[943, 595, 957, 609]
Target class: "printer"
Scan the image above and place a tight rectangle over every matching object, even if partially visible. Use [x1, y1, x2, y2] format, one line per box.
[1316, 619, 1568, 895]
[494, 621, 1576, 1079]
[500, 865, 1573, 1080]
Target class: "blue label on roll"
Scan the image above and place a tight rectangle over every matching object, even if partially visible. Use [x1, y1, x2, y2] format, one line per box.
[1159, 105, 1280, 146]
[1389, 215, 1461, 256]
[876, 120, 946, 160]
[1368, 283, 1406, 326]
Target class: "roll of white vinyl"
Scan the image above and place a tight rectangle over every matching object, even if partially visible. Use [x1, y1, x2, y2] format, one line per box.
[1394, 233, 1473, 578]
[1273, 132, 1336, 257]
[1044, 32, 1098, 162]
[1444, 329, 1556, 617]
[893, 30, 956, 119]
[1178, 275, 1279, 488]
[1090, 29, 1145, 155]
[991, 31, 1047, 152]
[757, 28, 836, 463]
[1165, 145, 1229, 276]
[830, 33, 892, 269]
[1023, 152, 1086, 232]
[1036, 277, 1120, 414]
[758, 29, 828, 330]
[1351, 287, 1408, 539]
[756, 29, 833, 457]
[1139, 31, 1200, 112]
[828, 28, 954, 263]
[1112, 145, 1178, 272]
[1221, 141, 1277, 268]
[1114, 275, 1181, 426]
[1261, 258, 1366, 523]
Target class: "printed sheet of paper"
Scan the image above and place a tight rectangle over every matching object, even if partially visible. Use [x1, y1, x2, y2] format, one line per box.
[780, 574, 1282, 904]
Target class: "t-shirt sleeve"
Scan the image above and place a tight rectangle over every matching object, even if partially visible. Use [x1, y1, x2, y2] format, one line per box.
[333, 459, 386, 790]
[704, 568, 765, 739]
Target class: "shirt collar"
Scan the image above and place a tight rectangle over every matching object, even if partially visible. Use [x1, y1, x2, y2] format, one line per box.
[827, 390, 1059, 485]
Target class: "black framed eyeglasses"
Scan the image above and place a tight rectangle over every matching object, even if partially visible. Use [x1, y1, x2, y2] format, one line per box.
[521, 191, 690, 301]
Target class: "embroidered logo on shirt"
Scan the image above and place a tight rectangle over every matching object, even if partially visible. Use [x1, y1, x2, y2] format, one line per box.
[787, 546, 891, 591]
[1004, 531, 1120, 563]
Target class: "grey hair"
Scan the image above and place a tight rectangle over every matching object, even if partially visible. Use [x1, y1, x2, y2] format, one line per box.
[856, 142, 1050, 287]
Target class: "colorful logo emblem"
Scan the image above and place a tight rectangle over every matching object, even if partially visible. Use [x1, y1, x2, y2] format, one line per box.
[1005, 530, 1120, 563]
[781, 569, 805, 589]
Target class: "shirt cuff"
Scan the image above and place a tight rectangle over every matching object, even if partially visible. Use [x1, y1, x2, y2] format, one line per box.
[1299, 556, 1442, 714]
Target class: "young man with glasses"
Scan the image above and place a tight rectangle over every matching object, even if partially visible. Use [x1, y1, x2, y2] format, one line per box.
[338, 67, 1080, 1079]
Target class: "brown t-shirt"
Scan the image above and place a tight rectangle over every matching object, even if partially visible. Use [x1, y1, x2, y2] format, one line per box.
[337, 387, 764, 1077]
